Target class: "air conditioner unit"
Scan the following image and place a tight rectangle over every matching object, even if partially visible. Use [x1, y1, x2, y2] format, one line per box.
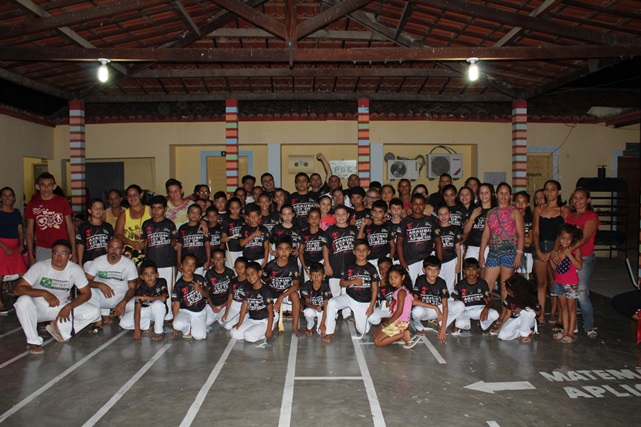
[428, 154, 463, 179]
[388, 159, 420, 180]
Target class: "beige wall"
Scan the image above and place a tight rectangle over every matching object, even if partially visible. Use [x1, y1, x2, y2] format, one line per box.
[0, 114, 54, 208]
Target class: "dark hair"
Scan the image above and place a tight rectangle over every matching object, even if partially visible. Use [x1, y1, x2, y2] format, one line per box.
[140, 259, 158, 272]
[387, 265, 413, 290]
[205, 206, 219, 216]
[87, 198, 105, 210]
[350, 186, 366, 198]
[275, 234, 293, 248]
[258, 193, 271, 203]
[423, 255, 442, 268]
[353, 238, 369, 249]
[295, 172, 310, 182]
[181, 253, 198, 264]
[377, 256, 393, 267]
[442, 184, 457, 195]
[235, 256, 248, 267]
[308, 207, 321, 217]
[150, 195, 167, 207]
[514, 190, 533, 218]
[52, 239, 72, 251]
[332, 204, 348, 214]
[213, 191, 227, 200]
[211, 248, 226, 258]
[107, 189, 123, 199]
[381, 184, 395, 196]
[463, 257, 480, 269]
[558, 223, 583, 246]
[309, 262, 325, 274]
[332, 188, 346, 197]
[165, 178, 182, 191]
[412, 184, 429, 196]
[457, 186, 474, 206]
[280, 203, 295, 216]
[245, 204, 261, 215]
[369, 181, 382, 190]
[193, 184, 209, 195]
[126, 184, 143, 195]
[505, 274, 538, 309]
[496, 182, 513, 195]
[227, 197, 242, 210]
[310, 173, 322, 180]
[440, 173, 452, 180]
[479, 183, 497, 207]
[569, 187, 593, 212]
[319, 195, 332, 204]
[389, 198, 403, 208]
[0, 187, 15, 198]
[246, 261, 262, 272]
[372, 200, 387, 211]
[410, 193, 426, 203]
[187, 203, 202, 214]
[544, 179, 565, 206]
[36, 172, 55, 184]
[260, 172, 274, 181]
[234, 187, 247, 197]
[465, 177, 481, 191]
[397, 179, 411, 188]
[242, 175, 256, 185]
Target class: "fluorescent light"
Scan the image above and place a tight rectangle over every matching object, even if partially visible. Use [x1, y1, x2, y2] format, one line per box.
[467, 57, 479, 81]
[98, 58, 110, 83]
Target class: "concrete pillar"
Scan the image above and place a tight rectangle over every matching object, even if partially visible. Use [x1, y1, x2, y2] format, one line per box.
[69, 100, 86, 212]
[225, 99, 239, 195]
[512, 99, 527, 192]
[358, 98, 371, 188]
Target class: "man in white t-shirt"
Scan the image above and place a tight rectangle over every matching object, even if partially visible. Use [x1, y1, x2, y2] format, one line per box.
[86, 237, 138, 333]
[14, 240, 100, 354]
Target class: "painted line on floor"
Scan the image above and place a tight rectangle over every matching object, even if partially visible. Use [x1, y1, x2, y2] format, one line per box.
[349, 322, 386, 427]
[487, 421, 501, 427]
[295, 376, 362, 381]
[82, 343, 172, 427]
[359, 341, 405, 345]
[0, 326, 21, 339]
[278, 334, 298, 427]
[0, 338, 54, 370]
[179, 338, 236, 427]
[420, 335, 447, 365]
[0, 329, 127, 423]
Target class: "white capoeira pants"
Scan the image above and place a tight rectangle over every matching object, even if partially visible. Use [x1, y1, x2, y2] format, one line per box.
[173, 308, 207, 340]
[464, 246, 488, 262]
[15, 295, 100, 345]
[223, 300, 243, 330]
[205, 304, 227, 327]
[119, 299, 166, 335]
[454, 305, 500, 331]
[498, 308, 537, 341]
[412, 300, 465, 331]
[225, 251, 243, 269]
[367, 302, 391, 326]
[230, 312, 279, 343]
[157, 266, 175, 320]
[438, 258, 457, 294]
[407, 260, 424, 285]
[303, 307, 324, 332]
[325, 294, 371, 335]
[328, 278, 351, 318]
[88, 288, 127, 317]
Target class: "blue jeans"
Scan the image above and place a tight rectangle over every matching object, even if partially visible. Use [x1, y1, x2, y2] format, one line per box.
[577, 253, 596, 330]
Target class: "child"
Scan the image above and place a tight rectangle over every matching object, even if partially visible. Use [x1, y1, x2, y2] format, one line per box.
[205, 206, 224, 251]
[323, 239, 380, 342]
[230, 261, 276, 343]
[367, 257, 394, 327]
[222, 256, 248, 330]
[221, 197, 245, 268]
[451, 258, 499, 336]
[262, 235, 303, 337]
[434, 205, 463, 293]
[492, 274, 541, 343]
[268, 204, 302, 258]
[349, 186, 370, 231]
[300, 263, 332, 335]
[374, 265, 419, 348]
[239, 204, 270, 266]
[176, 204, 211, 276]
[397, 194, 442, 283]
[76, 198, 114, 269]
[411, 256, 465, 343]
[441, 185, 464, 227]
[213, 191, 228, 221]
[171, 254, 214, 340]
[204, 249, 235, 328]
[318, 195, 336, 231]
[273, 189, 288, 213]
[141, 195, 177, 319]
[300, 208, 325, 282]
[257, 193, 279, 233]
[119, 259, 168, 341]
[358, 200, 395, 272]
[322, 204, 358, 301]
[550, 223, 583, 343]
[513, 191, 534, 278]
[290, 172, 318, 229]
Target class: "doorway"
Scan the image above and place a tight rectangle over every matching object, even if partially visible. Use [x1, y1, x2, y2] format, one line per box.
[206, 155, 249, 193]
[526, 153, 553, 197]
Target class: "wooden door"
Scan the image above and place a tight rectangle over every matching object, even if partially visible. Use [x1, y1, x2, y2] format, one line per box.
[526, 154, 552, 197]
[206, 155, 248, 193]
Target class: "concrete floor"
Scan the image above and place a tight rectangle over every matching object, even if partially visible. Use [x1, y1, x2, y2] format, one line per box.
[1, 258, 640, 427]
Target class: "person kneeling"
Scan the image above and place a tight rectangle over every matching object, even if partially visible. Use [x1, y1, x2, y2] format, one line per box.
[451, 258, 499, 336]
[374, 265, 419, 348]
[171, 254, 214, 340]
[230, 262, 276, 343]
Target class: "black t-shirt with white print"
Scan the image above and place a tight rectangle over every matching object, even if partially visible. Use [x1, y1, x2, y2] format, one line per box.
[435, 224, 463, 262]
[412, 275, 449, 306]
[466, 206, 490, 247]
[208, 223, 223, 250]
[240, 224, 269, 261]
[135, 278, 169, 308]
[262, 257, 300, 295]
[230, 277, 249, 303]
[177, 223, 208, 267]
[268, 223, 302, 252]
[141, 218, 177, 268]
[301, 228, 325, 265]
[289, 192, 317, 229]
[351, 208, 371, 231]
[204, 267, 234, 306]
[260, 212, 280, 233]
[300, 279, 332, 307]
[377, 284, 395, 306]
[172, 274, 207, 312]
[340, 262, 380, 303]
[76, 221, 114, 263]
[448, 205, 466, 228]
[322, 224, 358, 278]
[397, 215, 439, 265]
[362, 221, 395, 260]
[452, 278, 491, 307]
[241, 284, 273, 320]
[222, 215, 245, 252]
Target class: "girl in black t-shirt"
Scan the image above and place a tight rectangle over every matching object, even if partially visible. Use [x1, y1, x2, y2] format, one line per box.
[230, 262, 275, 343]
[493, 274, 541, 343]
[463, 183, 495, 263]
[221, 197, 246, 269]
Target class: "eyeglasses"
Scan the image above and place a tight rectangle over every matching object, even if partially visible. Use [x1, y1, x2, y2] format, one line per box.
[52, 250, 70, 256]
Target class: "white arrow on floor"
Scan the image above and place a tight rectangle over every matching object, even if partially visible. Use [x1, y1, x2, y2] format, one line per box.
[464, 380, 536, 394]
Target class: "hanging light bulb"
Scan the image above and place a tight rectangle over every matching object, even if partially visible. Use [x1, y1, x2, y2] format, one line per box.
[97, 58, 110, 82]
[467, 57, 479, 81]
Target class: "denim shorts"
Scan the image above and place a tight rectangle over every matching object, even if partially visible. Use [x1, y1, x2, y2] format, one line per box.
[485, 254, 515, 268]
[553, 283, 579, 299]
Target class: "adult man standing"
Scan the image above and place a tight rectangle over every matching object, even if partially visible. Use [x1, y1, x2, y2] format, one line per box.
[86, 237, 139, 332]
[14, 240, 100, 354]
[261, 173, 277, 199]
[25, 172, 76, 265]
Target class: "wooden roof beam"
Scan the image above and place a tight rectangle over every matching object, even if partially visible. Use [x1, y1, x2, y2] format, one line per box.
[210, 0, 287, 40]
[295, 0, 374, 41]
[0, 68, 73, 100]
[135, 67, 459, 78]
[173, 0, 201, 37]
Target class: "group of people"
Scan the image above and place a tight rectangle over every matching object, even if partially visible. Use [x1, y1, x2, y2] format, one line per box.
[0, 153, 608, 354]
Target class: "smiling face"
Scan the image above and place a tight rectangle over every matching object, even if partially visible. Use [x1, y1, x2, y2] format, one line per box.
[437, 206, 450, 225]
[107, 191, 122, 209]
[333, 208, 349, 225]
[458, 188, 473, 206]
[212, 251, 226, 270]
[571, 190, 591, 213]
[353, 243, 370, 262]
[397, 180, 411, 196]
[126, 188, 142, 207]
[496, 184, 512, 207]
[261, 174, 275, 192]
[1, 188, 15, 208]
[167, 184, 183, 203]
[443, 188, 457, 206]
[36, 178, 56, 200]
[246, 266, 261, 285]
[479, 186, 492, 205]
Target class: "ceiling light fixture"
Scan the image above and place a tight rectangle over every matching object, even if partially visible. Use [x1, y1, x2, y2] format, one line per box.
[467, 57, 479, 81]
[97, 58, 110, 83]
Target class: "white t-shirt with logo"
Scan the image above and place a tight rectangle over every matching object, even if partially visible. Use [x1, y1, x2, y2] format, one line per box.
[86, 255, 138, 295]
[22, 260, 89, 304]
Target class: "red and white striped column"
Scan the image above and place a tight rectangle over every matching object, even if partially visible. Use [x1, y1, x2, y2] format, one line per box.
[69, 100, 86, 211]
[512, 100, 527, 192]
[358, 98, 371, 188]
[225, 99, 239, 195]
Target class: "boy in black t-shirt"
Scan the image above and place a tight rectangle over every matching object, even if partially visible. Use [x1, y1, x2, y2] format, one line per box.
[349, 186, 370, 231]
[222, 256, 248, 330]
[76, 198, 113, 269]
[301, 263, 332, 335]
[262, 235, 303, 337]
[290, 172, 318, 230]
[239, 204, 270, 266]
[358, 200, 395, 272]
[177, 204, 211, 276]
[324, 239, 380, 342]
[451, 258, 499, 336]
[230, 261, 276, 343]
[322, 204, 358, 299]
[171, 254, 214, 340]
[299, 208, 325, 281]
[205, 207, 224, 251]
[434, 205, 463, 293]
[141, 195, 177, 320]
[411, 256, 464, 343]
[204, 249, 235, 329]
[120, 260, 168, 341]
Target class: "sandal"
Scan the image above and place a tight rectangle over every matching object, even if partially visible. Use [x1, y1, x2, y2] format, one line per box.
[322, 334, 334, 343]
[46, 323, 67, 342]
[87, 325, 103, 335]
[152, 334, 164, 341]
[561, 336, 575, 344]
[521, 336, 532, 343]
[295, 331, 306, 339]
[403, 335, 421, 349]
[27, 344, 44, 354]
[553, 332, 564, 340]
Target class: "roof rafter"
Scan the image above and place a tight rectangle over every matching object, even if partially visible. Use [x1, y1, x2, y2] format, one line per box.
[210, 0, 287, 40]
[173, 0, 201, 36]
[135, 67, 459, 78]
[295, 0, 374, 41]
[0, 68, 73, 100]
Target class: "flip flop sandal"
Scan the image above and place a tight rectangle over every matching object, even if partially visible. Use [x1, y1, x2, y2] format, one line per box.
[403, 336, 421, 349]
[553, 332, 564, 340]
[561, 336, 575, 344]
[46, 324, 67, 342]
[27, 344, 44, 354]
[87, 326, 103, 335]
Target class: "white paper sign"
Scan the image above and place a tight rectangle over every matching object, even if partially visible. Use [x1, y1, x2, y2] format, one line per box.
[330, 160, 358, 179]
